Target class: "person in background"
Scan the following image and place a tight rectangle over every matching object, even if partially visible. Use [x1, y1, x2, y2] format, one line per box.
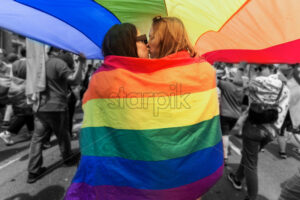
[0, 48, 34, 145]
[0, 50, 14, 130]
[277, 64, 300, 157]
[79, 63, 96, 100]
[26, 47, 86, 184]
[58, 51, 77, 138]
[276, 64, 293, 158]
[218, 62, 245, 165]
[214, 62, 225, 103]
[41, 50, 78, 147]
[0, 48, 10, 124]
[228, 64, 290, 200]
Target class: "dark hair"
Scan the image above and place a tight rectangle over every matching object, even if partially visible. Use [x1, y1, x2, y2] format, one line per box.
[290, 64, 299, 67]
[213, 62, 221, 69]
[102, 23, 138, 57]
[20, 47, 26, 57]
[48, 46, 60, 56]
[58, 52, 74, 69]
[255, 64, 275, 72]
[7, 53, 18, 63]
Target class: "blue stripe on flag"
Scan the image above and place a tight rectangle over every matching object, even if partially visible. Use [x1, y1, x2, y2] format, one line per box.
[72, 141, 223, 190]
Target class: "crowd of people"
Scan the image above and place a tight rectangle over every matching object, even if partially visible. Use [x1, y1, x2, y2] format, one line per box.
[0, 46, 97, 183]
[0, 15, 300, 200]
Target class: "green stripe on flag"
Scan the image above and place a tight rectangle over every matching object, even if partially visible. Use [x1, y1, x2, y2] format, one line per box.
[80, 115, 222, 161]
[95, 0, 167, 35]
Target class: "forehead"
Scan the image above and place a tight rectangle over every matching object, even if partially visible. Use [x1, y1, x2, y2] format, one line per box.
[149, 26, 154, 35]
[149, 24, 161, 36]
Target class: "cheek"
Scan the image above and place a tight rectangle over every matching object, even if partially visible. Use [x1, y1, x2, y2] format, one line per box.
[149, 36, 158, 48]
[148, 40, 154, 48]
[136, 43, 149, 58]
[143, 45, 148, 52]
[137, 43, 146, 51]
[149, 40, 159, 53]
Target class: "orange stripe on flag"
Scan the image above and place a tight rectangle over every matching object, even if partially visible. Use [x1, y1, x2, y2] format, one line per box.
[196, 0, 300, 56]
[83, 62, 216, 104]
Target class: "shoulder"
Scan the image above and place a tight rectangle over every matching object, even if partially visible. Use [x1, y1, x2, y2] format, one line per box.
[47, 57, 68, 70]
[218, 79, 230, 88]
[194, 60, 216, 75]
[12, 60, 26, 78]
[12, 59, 26, 68]
[47, 57, 67, 66]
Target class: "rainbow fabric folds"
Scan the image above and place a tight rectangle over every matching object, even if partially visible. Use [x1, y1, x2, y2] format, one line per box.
[65, 51, 223, 200]
[198, 0, 300, 64]
[1, 0, 299, 63]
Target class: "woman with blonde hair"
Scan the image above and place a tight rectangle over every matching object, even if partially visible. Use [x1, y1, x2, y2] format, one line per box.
[146, 16, 222, 200]
[148, 16, 195, 58]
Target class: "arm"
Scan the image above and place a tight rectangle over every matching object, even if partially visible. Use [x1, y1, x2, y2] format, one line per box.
[67, 53, 86, 85]
[232, 61, 246, 86]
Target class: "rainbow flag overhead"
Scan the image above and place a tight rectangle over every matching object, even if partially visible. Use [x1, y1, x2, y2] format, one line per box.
[65, 51, 223, 200]
[2, 0, 300, 63]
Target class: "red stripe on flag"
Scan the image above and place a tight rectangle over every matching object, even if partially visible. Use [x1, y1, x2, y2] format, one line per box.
[203, 39, 300, 64]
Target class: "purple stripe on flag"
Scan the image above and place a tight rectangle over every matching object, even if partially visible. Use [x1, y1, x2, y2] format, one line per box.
[65, 165, 223, 200]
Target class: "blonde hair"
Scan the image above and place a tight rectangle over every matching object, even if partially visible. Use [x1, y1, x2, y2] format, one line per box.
[151, 16, 195, 58]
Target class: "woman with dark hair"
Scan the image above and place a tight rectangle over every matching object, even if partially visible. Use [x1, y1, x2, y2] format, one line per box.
[102, 23, 148, 58]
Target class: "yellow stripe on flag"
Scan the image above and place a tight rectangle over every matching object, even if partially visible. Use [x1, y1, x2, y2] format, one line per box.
[165, 0, 248, 44]
[82, 88, 219, 130]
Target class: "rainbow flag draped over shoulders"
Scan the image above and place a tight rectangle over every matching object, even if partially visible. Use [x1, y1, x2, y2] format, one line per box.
[65, 51, 223, 200]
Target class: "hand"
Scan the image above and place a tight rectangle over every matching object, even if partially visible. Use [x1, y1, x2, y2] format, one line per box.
[75, 99, 81, 108]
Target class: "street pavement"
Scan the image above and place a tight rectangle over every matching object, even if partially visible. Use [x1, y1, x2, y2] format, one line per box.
[0, 118, 299, 200]
[203, 135, 300, 200]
